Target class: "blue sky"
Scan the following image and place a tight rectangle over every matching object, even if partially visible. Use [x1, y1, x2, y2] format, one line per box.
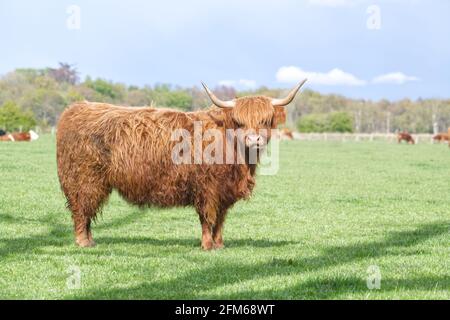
[0, 0, 449, 100]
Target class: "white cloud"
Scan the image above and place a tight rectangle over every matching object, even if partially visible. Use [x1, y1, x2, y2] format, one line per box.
[218, 79, 257, 89]
[218, 80, 235, 87]
[276, 66, 367, 86]
[372, 72, 419, 85]
[239, 79, 257, 88]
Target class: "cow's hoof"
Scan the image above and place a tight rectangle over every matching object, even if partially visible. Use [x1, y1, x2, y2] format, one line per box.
[76, 238, 96, 248]
[201, 241, 214, 251]
[213, 242, 224, 250]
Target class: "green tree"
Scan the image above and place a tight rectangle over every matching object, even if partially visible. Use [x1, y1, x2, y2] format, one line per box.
[328, 112, 353, 133]
[150, 84, 192, 110]
[297, 112, 353, 133]
[21, 89, 66, 127]
[0, 101, 36, 131]
[85, 78, 125, 101]
[297, 113, 328, 133]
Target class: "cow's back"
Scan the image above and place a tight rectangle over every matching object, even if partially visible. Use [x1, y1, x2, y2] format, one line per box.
[57, 102, 195, 207]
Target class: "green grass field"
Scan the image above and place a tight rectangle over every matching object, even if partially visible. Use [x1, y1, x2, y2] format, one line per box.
[0, 135, 448, 299]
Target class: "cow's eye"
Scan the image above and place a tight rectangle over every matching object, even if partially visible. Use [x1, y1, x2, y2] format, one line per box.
[261, 119, 272, 127]
[234, 120, 245, 127]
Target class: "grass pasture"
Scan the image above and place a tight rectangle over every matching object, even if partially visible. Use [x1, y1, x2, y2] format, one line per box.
[0, 135, 448, 299]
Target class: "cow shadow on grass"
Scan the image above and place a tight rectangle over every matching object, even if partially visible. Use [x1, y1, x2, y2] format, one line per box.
[222, 275, 449, 299]
[0, 213, 68, 258]
[94, 236, 296, 249]
[0, 211, 149, 258]
[66, 221, 449, 299]
[0, 211, 295, 259]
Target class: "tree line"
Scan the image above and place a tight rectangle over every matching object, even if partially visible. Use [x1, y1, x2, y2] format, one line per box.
[1, 63, 449, 133]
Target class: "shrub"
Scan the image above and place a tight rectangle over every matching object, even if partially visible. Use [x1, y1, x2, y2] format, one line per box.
[0, 101, 37, 132]
[297, 113, 328, 133]
[297, 111, 353, 133]
[328, 112, 354, 133]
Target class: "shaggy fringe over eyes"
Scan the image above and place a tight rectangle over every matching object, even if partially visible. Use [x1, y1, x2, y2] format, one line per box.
[232, 97, 274, 128]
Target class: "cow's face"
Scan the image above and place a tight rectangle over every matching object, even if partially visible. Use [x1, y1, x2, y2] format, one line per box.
[230, 97, 278, 149]
[202, 80, 306, 149]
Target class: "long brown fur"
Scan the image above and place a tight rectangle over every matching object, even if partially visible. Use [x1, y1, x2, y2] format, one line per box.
[57, 96, 286, 250]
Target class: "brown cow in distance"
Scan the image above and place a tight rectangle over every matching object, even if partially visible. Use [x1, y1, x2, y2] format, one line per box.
[278, 128, 294, 140]
[57, 80, 307, 250]
[448, 127, 450, 148]
[0, 130, 39, 142]
[397, 132, 415, 144]
[433, 133, 449, 143]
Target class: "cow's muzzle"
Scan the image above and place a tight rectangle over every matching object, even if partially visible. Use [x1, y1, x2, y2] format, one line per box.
[245, 134, 266, 149]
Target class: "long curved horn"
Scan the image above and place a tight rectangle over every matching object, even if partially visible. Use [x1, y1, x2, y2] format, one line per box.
[271, 79, 307, 107]
[201, 82, 236, 108]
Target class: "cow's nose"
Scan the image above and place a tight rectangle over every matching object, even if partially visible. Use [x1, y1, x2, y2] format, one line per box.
[246, 134, 263, 147]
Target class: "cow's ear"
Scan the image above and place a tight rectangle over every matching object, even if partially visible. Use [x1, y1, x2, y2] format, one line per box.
[274, 106, 287, 125]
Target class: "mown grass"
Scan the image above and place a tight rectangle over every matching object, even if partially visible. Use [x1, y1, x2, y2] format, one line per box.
[0, 135, 448, 299]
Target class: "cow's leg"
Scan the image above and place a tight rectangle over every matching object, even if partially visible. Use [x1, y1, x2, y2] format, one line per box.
[199, 215, 214, 250]
[86, 219, 94, 244]
[65, 183, 110, 248]
[196, 193, 221, 250]
[212, 210, 227, 249]
[73, 213, 94, 247]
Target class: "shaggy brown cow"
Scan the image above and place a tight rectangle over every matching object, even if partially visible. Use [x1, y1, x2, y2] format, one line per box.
[433, 133, 449, 143]
[397, 132, 415, 144]
[57, 80, 307, 250]
[0, 130, 39, 142]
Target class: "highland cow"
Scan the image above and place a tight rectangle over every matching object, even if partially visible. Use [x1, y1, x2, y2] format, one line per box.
[56, 80, 306, 250]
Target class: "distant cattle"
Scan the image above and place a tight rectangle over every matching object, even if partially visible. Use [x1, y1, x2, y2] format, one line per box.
[0, 130, 39, 142]
[397, 132, 415, 144]
[433, 133, 449, 143]
[278, 128, 294, 140]
[448, 128, 450, 148]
